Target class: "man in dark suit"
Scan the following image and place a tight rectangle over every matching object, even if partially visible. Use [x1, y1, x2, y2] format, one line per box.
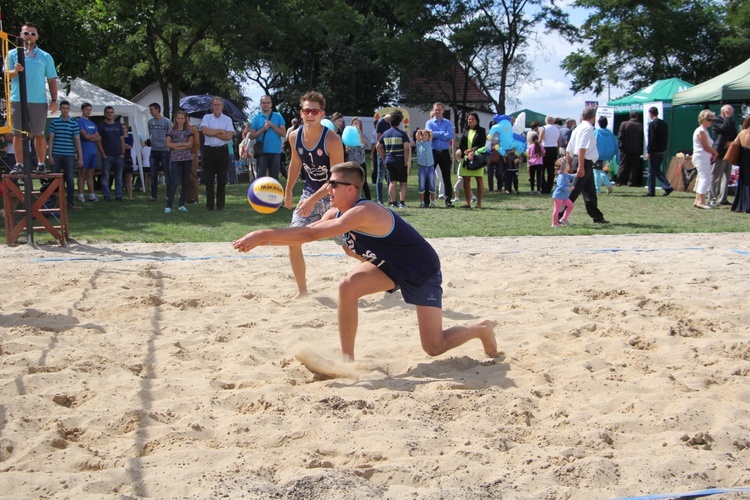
[617, 111, 644, 187]
[645, 107, 674, 197]
[709, 104, 737, 206]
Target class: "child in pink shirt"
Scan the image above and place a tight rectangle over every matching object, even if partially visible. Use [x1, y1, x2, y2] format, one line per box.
[526, 131, 545, 195]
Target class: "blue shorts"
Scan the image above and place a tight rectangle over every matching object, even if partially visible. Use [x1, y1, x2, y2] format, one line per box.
[81, 153, 98, 170]
[389, 270, 442, 308]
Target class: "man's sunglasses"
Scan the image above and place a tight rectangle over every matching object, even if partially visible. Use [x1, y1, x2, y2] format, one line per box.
[22, 31, 39, 36]
[301, 108, 323, 116]
[328, 179, 358, 189]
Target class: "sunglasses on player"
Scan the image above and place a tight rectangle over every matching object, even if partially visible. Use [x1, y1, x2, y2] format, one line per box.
[328, 179, 358, 189]
[301, 108, 323, 116]
[22, 31, 39, 36]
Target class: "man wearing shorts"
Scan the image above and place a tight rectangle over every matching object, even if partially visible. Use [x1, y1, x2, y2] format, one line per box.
[235, 162, 498, 361]
[376, 109, 411, 208]
[77, 103, 101, 202]
[283, 91, 345, 298]
[5, 22, 58, 174]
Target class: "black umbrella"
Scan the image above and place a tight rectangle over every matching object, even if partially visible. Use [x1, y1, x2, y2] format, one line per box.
[179, 95, 246, 121]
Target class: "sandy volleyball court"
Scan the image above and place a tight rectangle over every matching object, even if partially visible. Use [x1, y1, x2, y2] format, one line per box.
[1, 233, 750, 498]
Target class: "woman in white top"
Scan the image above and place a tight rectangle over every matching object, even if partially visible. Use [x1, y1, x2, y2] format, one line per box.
[692, 110, 718, 209]
[538, 116, 561, 193]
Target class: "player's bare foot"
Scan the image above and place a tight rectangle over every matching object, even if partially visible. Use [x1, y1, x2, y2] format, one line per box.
[292, 290, 308, 300]
[479, 319, 498, 357]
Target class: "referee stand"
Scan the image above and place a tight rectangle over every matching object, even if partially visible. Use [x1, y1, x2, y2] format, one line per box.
[1, 31, 69, 246]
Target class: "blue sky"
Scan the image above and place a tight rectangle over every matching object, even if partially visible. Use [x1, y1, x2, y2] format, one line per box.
[513, 3, 606, 120]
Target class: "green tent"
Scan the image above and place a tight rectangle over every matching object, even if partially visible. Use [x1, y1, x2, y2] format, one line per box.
[608, 78, 696, 183]
[672, 58, 750, 105]
[509, 108, 547, 126]
[608, 78, 694, 112]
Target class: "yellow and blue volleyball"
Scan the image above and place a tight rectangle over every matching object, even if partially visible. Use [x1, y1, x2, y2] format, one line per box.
[247, 177, 284, 214]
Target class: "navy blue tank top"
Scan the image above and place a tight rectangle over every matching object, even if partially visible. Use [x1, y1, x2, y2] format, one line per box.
[295, 126, 331, 194]
[340, 200, 441, 284]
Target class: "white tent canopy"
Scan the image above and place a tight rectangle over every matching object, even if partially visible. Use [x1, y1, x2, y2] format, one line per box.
[48, 78, 150, 189]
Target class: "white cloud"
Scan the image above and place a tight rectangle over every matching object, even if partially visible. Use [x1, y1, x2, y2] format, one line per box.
[506, 6, 605, 120]
[513, 78, 598, 120]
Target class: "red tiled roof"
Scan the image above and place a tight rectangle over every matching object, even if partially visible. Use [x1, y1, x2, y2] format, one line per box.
[401, 43, 494, 106]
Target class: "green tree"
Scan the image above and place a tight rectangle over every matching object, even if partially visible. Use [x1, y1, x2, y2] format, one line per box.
[399, 0, 569, 128]
[472, 0, 569, 114]
[722, 0, 750, 55]
[90, 0, 255, 118]
[562, 0, 740, 95]
[233, 0, 398, 118]
[2, 0, 110, 85]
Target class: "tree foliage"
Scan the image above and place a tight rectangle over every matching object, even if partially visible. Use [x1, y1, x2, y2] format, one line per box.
[562, 0, 743, 95]
[2, 0, 111, 88]
[4, 0, 575, 121]
[398, 0, 569, 129]
[472, 0, 569, 114]
[233, 0, 407, 118]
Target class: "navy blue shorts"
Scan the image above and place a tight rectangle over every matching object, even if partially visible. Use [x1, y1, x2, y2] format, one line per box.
[389, 270, 442, 308]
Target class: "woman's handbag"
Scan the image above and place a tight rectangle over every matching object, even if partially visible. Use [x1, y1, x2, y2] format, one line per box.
[724, 138, 741, 165]
[465, 152, 488, 171]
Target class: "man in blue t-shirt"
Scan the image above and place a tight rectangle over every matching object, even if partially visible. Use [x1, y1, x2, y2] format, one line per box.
[250, 95, 286, 180]
[97, 106, 125, 201]
[376, 110, 411, 208]
[5, 22, 58, 174]
[77, 103, 101, 202]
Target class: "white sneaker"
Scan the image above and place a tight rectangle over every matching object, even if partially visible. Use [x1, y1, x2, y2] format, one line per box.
[438, 194, 445, 200]
[178, 206, 187, 212]
[560, 219, 573, 226]
[471, 196, 477, 203]
[78, 194, 86, 203]
[88, 194, 99, 202]
[165, 207, 172, 214]
[451, 197, 459, 203]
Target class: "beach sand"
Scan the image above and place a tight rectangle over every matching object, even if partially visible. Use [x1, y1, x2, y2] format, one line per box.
[1, 233, 750, 498]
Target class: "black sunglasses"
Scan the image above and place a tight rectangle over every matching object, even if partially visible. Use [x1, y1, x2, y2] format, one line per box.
[328, 179, 358, 189]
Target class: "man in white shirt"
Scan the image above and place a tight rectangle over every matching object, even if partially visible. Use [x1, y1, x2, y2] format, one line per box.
[538, 116, 561, 193]
[562, 106, 608, 224]
[200, 96, 235, 211]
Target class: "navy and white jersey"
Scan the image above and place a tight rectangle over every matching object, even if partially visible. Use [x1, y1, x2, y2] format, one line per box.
[296, 126, 331, 194]
[340, 200, 441, 285]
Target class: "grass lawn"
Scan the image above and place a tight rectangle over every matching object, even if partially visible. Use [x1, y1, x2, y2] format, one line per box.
[3, 165, 747, 245]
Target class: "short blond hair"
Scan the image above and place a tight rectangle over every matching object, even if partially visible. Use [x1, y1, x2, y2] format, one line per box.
[697, 109, 715, 123]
